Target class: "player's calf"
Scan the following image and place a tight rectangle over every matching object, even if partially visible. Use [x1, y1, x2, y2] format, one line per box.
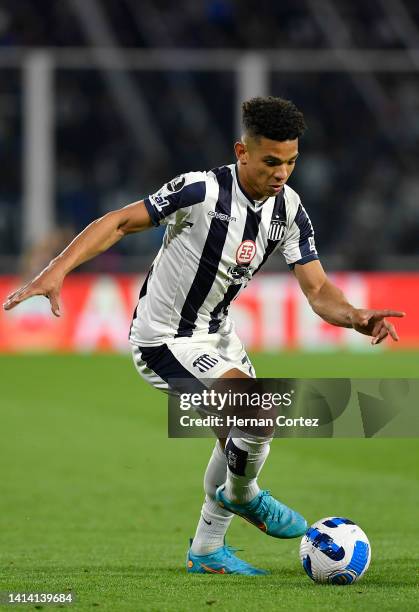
[218, 428, 307, 538]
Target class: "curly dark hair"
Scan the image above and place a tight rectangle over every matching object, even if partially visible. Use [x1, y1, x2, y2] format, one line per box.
[242, 96, 307, 141]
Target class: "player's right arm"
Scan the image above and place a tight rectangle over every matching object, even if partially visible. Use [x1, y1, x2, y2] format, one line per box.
[3, 200, 152, 316]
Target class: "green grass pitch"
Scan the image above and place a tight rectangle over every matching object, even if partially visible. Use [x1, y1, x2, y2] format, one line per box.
[0, 352, 418, 611]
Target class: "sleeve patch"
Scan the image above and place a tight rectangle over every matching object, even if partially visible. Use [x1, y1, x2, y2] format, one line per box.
[166, 175, 186, 193]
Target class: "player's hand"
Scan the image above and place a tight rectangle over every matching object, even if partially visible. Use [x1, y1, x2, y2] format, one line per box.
[350, 309, 405, 345]
[2, 267, 64, 317]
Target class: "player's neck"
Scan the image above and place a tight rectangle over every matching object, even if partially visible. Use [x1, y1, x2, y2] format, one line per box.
[236, 164, 265, 202]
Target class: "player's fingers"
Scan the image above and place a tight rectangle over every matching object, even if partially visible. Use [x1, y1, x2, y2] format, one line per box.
[5, 289, 19, 301]
[384, 320, 399, 342]
[3, 285, 46, 310]
[372, 319, 396, 344]
[372, 310, 406, 319]
[371, 321, 382, 337]
[372, 328, 389, 345]
[3, 289, 31, 310]
[48, 292, 61, 317]
[3, 296, 17, 310]
[374, 330, 389, 345]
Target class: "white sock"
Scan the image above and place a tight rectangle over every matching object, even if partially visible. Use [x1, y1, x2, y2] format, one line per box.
[223, 427, 271, 504]
[191, 441, 234, 555]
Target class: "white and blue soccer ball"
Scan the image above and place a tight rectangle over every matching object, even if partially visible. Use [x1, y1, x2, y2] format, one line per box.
[299, 517, 371, 585]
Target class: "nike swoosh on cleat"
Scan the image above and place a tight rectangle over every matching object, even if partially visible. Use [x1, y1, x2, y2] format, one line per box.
[200, 563, 226, 574]
[235, 511, 267, 532]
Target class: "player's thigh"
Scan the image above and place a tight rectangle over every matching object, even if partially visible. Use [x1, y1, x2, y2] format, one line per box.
[217, 328, 256, 378]
[131, 342, 253, 443]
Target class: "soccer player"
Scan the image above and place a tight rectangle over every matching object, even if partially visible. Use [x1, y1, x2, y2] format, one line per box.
[4, 97, 404, 575]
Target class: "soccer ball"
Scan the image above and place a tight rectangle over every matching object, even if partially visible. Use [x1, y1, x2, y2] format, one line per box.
[299, 517, 371, 585]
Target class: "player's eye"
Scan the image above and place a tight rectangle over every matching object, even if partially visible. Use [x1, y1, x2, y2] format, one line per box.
[264, 160, 276, 166]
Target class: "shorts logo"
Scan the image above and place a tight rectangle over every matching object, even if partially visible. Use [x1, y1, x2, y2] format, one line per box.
[192, 354, 219, 373]
[236, 240, 256, 265]
[268, 220, 286, 242]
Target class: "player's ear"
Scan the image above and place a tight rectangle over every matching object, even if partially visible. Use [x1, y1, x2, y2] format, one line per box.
[235, 140, 248, 164]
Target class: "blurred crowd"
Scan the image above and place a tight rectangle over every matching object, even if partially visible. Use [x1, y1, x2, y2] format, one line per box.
[0, 0, 418, 271]
[3, 0, 419, 50]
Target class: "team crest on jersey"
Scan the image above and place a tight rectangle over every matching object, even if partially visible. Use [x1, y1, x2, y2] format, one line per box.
[236, 240, 256, 265]
[268, 219, 286, 242]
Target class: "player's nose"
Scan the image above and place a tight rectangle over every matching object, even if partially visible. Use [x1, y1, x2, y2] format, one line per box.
[273, 166, 288, 181]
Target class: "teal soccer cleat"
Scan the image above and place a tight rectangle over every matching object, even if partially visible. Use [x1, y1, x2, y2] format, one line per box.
[216, 487, 307, 539]
[186, 542, 268, 575]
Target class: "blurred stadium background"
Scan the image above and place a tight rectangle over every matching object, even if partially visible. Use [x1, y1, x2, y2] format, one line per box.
[0, 3, 418, 610]
[0, 0, 419, 352]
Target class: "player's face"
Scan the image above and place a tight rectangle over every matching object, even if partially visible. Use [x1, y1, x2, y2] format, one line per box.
[235, 136, 299, 200]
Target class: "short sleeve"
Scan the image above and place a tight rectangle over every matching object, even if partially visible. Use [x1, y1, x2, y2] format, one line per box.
[144, 172, 206, 226]
[280, 200, 319, 269]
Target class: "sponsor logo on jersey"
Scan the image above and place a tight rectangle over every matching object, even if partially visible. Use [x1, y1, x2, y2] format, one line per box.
[236, 240, 256, 265]
[192, 354, 219, 373]
[208, 210, 237, 222]
[268, 219, 287, 242]
[227, 265, 253, 285]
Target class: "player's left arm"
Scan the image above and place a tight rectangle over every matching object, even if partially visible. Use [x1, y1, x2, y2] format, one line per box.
[293, 260, 405, 345]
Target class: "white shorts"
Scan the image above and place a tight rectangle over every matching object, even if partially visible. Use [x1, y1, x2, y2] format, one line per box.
[131, 326, 255, 393]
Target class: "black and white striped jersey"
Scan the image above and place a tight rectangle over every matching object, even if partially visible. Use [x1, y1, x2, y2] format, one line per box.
[129, 163, 318, 346]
